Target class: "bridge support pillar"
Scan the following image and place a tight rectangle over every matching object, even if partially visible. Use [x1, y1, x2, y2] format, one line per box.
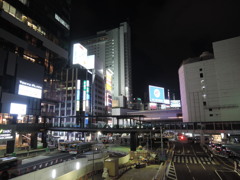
[42, 131, 48, 148]
[130, 132, 137, 151]
[30, 132, 38, 149]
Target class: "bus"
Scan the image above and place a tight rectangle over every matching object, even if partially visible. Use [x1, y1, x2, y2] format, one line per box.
[0, 157, 22, 179]
[58, 141, 81, 152]
[68, 142, 93, 154]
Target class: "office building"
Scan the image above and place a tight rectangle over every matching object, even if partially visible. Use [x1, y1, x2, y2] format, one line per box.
[179, 36, 240, 122]
[0, 0, 71, 150]
[80, 22, 132, 109]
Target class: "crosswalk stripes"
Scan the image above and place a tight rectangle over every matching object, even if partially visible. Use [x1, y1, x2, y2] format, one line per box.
[167, 162, 177, 180]
[173, 155, 216, 165]
[189, 156, 192, 164]
[200, 157, 206, 164]
[193, 157, 197, 164]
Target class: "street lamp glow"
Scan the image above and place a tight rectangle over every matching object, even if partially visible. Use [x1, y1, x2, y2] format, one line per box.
[52, 169, 56, 179]
[97, 131, 102, 135]
[76, 162, 80, 170]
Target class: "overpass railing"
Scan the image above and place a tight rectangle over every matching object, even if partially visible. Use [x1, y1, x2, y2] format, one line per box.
[2, 121, 239, 133]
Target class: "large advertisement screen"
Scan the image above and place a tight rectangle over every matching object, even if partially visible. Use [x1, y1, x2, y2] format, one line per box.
[72, 43, 88, 66]
[149, 85, 165, 103]
[18, 80, 42, 99]
[85, 55, 95, 69]
[10, 103, 27, 115]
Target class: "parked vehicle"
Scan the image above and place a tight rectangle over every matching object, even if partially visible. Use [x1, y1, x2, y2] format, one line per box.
[0, 157, 22, 179]
[68, 142, 93, 154]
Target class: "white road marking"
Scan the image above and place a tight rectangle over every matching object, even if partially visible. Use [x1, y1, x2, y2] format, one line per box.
[178, 156, 180, 163]
[193, 157, 197, 164]
[189, 156, 193, 164]
[174, 156, 177, 162]
[186, 164, 191, 173]
[181, 156, 184, 163]
[215, 170, 223, 180]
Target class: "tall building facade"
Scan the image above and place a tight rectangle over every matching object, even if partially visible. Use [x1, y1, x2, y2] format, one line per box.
[80, 22, 132, 109]
[179, 36, 240, 122]
[0, 0, 71, 149]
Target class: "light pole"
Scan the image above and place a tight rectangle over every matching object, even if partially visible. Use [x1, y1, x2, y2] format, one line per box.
[160, 126, 163, 160]
[92, 147, 95, 180]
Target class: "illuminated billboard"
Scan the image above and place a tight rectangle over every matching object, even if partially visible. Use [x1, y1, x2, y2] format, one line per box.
[106, 69, 113, 91]
[85, 55, 95, 69]
[149, 85, 165, 103]
[72, 43, 95, 69]
[164, 99, 170, 104]
[10, 103, 27, 115]
[149, 103, 157, 110]
[18, 80, 42, 99]
[170, 100, 181, 108]
[83, 80, 90, 112]
[75, 80, 81, 111]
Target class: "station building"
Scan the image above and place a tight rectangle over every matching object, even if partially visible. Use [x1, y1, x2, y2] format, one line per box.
[179, 36, 240, 122]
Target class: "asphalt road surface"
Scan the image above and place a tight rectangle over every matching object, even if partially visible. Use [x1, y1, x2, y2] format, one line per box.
[170, 142, 240, 180]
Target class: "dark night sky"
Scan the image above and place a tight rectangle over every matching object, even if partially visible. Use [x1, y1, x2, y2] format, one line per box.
[70, 0, 240, 100]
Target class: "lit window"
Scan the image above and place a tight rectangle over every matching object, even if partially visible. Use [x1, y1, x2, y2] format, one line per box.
[9, 6, 16, 16]
[3, 1, 10, 12]
[18, 0, 28, 5]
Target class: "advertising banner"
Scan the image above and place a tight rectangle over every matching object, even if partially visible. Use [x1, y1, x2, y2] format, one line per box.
[149, 85, 165, 103]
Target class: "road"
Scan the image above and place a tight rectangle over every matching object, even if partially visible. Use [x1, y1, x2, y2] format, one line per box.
[118, 165, 160, 180]
[169, 141, 240, 180]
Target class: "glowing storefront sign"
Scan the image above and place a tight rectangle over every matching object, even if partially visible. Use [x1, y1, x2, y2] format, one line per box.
[18, 80, 42, 99]
[149, 85, 165, 103]
[0, 129, 13, 140]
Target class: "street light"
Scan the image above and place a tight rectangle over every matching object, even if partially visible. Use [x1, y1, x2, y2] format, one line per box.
[160, 126, 163, 158]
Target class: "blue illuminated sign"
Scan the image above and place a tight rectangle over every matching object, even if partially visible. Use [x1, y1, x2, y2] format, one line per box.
[149, 85, 165, 103]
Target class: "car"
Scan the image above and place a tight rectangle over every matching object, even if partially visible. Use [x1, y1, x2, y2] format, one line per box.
[226, 150, 232, 156]
[215, 143, 222, 147]
[135, 163, 146, 169]
[215, 146, 221, 152]
[187, 137, 194, 143]
[221, 146, 227, 151]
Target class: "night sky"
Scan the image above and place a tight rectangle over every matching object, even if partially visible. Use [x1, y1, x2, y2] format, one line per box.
[70, 0, 240, 100]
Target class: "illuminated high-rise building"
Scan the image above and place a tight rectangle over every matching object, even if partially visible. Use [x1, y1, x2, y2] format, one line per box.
[0, 0, 71, 150]
[80, 22, 132, 109]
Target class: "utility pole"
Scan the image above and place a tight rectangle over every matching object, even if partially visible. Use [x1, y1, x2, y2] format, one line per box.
[160, 127, 163, 159]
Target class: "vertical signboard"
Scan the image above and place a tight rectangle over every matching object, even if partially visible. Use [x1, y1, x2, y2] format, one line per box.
[76, 80, 81, 111]
[83, 80, 90, 112]
[105, 69, 113, 113]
